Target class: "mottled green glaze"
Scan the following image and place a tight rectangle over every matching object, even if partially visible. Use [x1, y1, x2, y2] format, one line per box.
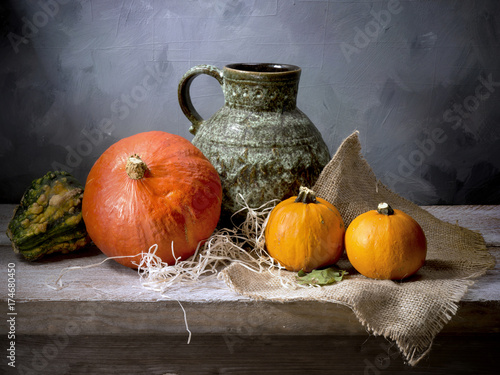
[178, 63, 330, 223]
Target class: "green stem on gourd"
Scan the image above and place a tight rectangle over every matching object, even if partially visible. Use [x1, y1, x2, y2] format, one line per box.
[295, 186, 317, 204]
[377, 202, 395, 215]
[126, 154, 148, 180]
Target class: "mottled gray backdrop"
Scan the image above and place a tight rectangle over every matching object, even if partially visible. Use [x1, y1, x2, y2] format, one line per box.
[1, 0, 499, 205]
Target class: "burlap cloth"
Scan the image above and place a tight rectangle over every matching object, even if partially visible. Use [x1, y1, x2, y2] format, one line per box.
[219, 131, 495, 366]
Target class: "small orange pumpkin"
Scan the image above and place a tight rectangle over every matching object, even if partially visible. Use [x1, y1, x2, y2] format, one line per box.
[264, 186, 345, 272]
[345, 202, 427, 280]
[82, 131, 222, 268]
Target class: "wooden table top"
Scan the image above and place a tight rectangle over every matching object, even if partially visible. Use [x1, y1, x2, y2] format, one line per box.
[1, 204, 498, 337]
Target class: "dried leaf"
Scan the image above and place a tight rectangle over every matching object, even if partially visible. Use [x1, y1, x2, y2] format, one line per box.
[296, 267, 347, 286]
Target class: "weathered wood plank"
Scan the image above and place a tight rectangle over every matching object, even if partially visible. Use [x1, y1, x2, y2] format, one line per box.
[422, 205, 500, 246]
[2, 333, 498, 375]
[0, 205, 498, 340]
[9, 298, 500, 337]
[0, 204, 498, 305]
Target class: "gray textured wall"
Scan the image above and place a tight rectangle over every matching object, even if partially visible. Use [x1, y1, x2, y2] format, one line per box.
[1, 0, 499, 205]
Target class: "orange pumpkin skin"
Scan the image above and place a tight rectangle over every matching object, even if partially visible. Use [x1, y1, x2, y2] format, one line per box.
[345, 203, 427, 280]
[82, 131, 222, 268]
[264, 187, 345, 272]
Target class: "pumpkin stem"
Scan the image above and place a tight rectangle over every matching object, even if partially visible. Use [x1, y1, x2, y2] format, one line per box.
[126, 154, 148, 180]
[295, 186, 317, 204]
[377, 202, 395, 215]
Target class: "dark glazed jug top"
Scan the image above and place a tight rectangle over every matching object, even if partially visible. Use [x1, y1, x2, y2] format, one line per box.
[225, 63, 301, 73]
[224, 63, 301, 82]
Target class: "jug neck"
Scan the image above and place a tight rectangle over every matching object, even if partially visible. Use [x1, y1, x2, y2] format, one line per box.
[223, 64, 300, 111]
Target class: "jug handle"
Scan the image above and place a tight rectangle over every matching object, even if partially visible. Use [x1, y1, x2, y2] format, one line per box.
[178, 65, 224, 135]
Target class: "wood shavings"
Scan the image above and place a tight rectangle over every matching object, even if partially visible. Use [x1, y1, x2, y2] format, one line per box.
[135, 195, 294, 295]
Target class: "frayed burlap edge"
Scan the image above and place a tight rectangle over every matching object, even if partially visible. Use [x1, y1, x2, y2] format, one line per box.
[315, 131, 495, 366]
[220, 130, 495, 367]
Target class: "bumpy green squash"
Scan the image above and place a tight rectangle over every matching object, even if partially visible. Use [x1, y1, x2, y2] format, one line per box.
[7, 171, 90, 260]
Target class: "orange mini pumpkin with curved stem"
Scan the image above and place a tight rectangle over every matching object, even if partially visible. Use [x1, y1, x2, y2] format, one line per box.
[264, 186, 345, 272]
[345, 203, 427, 280]
[82, 131, 222, 269]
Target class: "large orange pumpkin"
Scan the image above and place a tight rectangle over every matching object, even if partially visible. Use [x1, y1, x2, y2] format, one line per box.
[82, 131, 222, 268]
[345, 202, 427, 280]
[264, 186, 345, 272]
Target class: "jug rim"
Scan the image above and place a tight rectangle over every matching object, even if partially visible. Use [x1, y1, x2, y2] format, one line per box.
[225, 63, 301, 74]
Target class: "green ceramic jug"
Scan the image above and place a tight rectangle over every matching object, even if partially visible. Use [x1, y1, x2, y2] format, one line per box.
[178, 63, 330, 224]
